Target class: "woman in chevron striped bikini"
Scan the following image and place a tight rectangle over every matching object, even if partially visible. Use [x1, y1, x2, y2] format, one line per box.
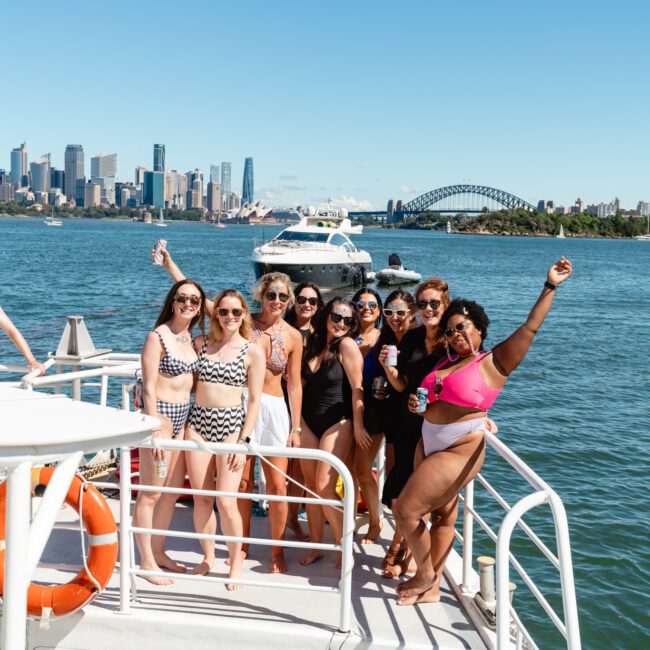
[185, 289, 266, 589]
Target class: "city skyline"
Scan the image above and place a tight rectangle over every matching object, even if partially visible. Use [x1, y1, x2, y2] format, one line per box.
[1, 1, 649, 210]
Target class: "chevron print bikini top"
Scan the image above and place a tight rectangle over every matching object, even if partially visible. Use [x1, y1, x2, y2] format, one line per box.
[197, 339, 250, 387]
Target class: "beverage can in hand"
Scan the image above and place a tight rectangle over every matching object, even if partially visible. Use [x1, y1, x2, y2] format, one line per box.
[372, 376, 388, 398]
[416, 387, 428, 413]
[154, 458, 167, 479]
[385, 345, 398, 367]
[153, 239, 167, 265]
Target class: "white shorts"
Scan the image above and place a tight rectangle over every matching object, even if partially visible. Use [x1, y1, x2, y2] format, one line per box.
[242, 389, 290, 448]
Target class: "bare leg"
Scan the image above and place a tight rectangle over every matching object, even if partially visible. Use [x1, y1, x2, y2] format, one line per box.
[152, 445, 187, 573]
[132, 422, 175, 585]
[231, 455, 255, 562]
[299, 423, 324, 566]
[394, 431, 485, 605]
[214, 433, 246, 591]
[355, 433, 384, 543]
[261, 456, 289, 573]
[185, 427, 217, 575]
[286, 459, 309, 541]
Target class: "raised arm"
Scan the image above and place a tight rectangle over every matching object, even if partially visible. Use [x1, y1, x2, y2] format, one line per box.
[340, 337, 372, 450]
[152, 243, 215, 317]
[0, 307, 45, 375]
[491, 257, 572, 377]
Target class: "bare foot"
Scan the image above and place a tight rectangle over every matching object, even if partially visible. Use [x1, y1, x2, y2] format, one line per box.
[381, 554, 415, 579]
[286, 519, 310, 542]
[224, 550, 247, 566]
[270, 552, 288, 573]
[191, 559, 215, 576]
[397, 584, 440, 606]
[139, 562, 174, 586]
[395, 570, 436, 597]
[154, 553, 187, 573]
[361, 521, 383, 544]
[299, 549, 324, 566]
[226, 555, 243, 591]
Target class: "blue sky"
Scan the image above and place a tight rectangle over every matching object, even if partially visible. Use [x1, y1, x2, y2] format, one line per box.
[2, 0, 649, 210]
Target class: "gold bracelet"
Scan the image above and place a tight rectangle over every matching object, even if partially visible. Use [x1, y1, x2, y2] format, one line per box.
[290, 427, 302, 436]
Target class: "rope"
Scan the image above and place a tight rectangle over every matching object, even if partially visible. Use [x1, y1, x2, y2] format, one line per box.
[189, 437, 345, 514]
[77, 479, 103, 593]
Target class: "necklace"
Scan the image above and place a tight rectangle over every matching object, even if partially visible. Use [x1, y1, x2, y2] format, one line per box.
[175, 335, 190, 344]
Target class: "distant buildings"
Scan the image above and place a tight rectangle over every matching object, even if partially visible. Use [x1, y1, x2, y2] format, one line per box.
[221, 162, 231, 196]
[143, 171, 165, 208]
[91, 152, 117, 205]
[10, 143, 28, 186]
[585, 197, 620, 218]
[637, 201, 649, 217]
[153, 144, 165, 172]
[134, 165, 147, 186]
[242, 157, 253, 205]
[210, 164, 220, 184]
[207, 181, 222, 213]
[30, 155, 50, 193]
[64, 145, 85, 202]
[83, 181, 101, 208]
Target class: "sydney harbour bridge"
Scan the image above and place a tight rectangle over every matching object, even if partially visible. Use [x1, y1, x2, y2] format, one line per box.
[348, 184, 535, 223]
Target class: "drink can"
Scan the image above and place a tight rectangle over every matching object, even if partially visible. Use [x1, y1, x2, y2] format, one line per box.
[152, 239, 167, 265]
[416, 387, 428, 413]
[154, 458, 168, 479]
[385, 345, 398, 367]
[372, 376, 388, 398]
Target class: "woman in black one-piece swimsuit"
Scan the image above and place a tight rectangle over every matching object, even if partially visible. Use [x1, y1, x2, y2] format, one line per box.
[298, 297, 372, 567]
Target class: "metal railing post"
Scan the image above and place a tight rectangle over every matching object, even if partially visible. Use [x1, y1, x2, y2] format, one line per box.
[99, 374, 109, 406]
[118, 446, 133, 614]
[337, 461, 355, 633]
[462, 479, 474, 591]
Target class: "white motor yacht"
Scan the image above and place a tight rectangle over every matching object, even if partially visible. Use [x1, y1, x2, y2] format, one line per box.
[251, 213, 372, 288]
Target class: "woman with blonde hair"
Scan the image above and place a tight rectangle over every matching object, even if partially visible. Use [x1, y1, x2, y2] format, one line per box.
[185, 289, 266, 589]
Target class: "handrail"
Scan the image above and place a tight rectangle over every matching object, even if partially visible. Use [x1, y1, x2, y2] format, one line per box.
[457, 431, 581, 650]
[117, 436, 356, 634]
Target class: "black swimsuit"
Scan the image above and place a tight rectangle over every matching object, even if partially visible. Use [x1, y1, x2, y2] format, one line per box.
[302, 357, 352, 438]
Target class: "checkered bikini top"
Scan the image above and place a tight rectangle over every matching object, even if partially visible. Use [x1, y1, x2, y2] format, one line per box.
[197, 339, 250, 387]
[154, 330, 200, 377]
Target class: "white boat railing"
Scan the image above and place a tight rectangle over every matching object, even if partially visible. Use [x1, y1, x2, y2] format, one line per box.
[455, 432, 581, 650]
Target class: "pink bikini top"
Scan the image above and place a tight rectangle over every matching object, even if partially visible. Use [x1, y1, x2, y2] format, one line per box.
[253, 322, 288, 374]
[420, 351, 502, 412]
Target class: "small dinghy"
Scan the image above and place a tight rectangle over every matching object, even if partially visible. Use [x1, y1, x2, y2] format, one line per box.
[374, 253, 422, 286]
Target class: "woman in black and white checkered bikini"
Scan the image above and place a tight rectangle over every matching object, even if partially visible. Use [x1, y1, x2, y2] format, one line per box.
[134, 278, 206, 585]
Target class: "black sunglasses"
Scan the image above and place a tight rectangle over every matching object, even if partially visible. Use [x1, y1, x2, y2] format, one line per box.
[330, 312, 354, 327]
[218, 308, 243, 317]
[266, 291, 290, 303]
[416, 299, 441, 311]
[356, 300, 378, 311]
[383, 309, 408, 318]
[174, 294, 201, 306]
[296, 295, 319, 306]
[444, 321, 471, 338]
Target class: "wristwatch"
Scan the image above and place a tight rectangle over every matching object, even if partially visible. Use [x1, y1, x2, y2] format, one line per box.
[544, 280, 558, 291]
[237, 435, 251, 444]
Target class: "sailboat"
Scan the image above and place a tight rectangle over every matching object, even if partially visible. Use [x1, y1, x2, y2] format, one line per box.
[155, 207, 167, 227]
[634, 214, 650, 240]
[44, 207, 63, 227]
[446, 221, 452, 234]
[556, 224, 565, 239]
[212, 212, 226, 229]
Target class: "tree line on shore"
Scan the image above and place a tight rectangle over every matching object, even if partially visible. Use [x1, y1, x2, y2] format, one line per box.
[397, 208, 649, 238]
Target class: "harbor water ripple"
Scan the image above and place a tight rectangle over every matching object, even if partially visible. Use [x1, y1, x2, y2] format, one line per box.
[1, 218, 649, 648]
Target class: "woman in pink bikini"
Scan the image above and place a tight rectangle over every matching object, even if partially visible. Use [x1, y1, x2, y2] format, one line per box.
[394, 257, 572, 606]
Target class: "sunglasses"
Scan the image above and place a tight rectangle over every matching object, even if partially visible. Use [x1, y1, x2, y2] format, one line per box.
[383, 309, 408, 318]
[174, 294, 201, 306]
[265, 290, 290, 303]
[218, 308, 244, 318]
[444, 321, 471, 338]
[296, 295, 319, 306]
[330, 312, 354, 327]
[356, 300, 378, 311]
[416, 299, 442, 311]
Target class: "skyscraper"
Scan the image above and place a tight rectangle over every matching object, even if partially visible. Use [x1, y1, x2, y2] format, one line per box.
[242, 157, 253, 205]
[64, 145, 85, 203]
[210, 164, 220, 184]
[220, 162, 231, 196]
[153, 144, 165, 172]
[91, 152, 117, 205]
[30, 156, 50, 193]
[10, 143, 28, 186]
[143, 171, 165, 208]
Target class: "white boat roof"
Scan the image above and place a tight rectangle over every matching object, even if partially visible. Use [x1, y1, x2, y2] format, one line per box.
[30, 497, 487, 650]
[0, 385, 157, 460]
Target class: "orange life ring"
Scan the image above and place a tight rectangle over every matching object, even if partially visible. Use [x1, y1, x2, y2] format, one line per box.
[0, 466, 118, 619]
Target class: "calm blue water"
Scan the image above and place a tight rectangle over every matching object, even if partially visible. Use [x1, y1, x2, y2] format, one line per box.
[1, 217, 648, 648]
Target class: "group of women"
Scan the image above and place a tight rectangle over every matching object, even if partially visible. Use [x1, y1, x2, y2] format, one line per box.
[135, 241, 572, 603]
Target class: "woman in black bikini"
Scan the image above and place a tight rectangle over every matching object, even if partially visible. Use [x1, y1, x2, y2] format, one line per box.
[299, 297, 372, 566]
[136, 279, 206, 585]
[185, 289, 266, 588]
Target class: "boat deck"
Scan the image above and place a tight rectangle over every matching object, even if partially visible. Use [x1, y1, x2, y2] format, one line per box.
[27, 493, 487, 650]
